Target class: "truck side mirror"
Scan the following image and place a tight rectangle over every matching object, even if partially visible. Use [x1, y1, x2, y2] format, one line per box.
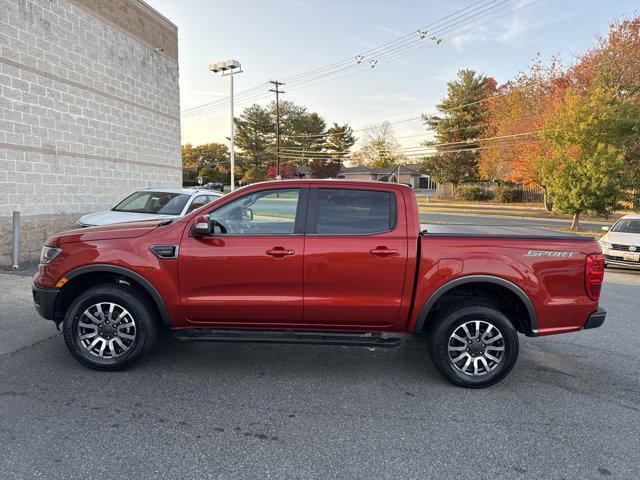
[193, 214, 211, 236]
[601, 226, 609, 232]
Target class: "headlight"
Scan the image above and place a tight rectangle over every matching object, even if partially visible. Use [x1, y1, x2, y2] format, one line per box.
[40, 246, 61, 264]
[599, 240, 612, 250]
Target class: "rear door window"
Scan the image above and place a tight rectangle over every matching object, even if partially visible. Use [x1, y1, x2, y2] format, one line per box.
[313, 189, 396, 234]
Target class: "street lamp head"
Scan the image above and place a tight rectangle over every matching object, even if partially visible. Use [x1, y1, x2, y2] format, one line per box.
[209, 59, 242, 74]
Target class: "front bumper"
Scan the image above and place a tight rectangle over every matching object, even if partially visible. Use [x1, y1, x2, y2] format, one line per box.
[604, 254, 640, 269]
[32, 284, 60, 321]
[584, 307, 606, 330]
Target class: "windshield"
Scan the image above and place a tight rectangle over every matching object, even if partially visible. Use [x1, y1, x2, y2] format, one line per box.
[112, 191, 191, 215]
[611, 219, 640, 234]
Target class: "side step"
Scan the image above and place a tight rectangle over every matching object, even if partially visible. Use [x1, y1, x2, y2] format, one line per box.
[172, 329, 403, 348]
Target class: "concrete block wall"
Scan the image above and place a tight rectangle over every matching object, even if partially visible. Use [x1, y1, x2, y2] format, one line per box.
[0, 0, 181, 264]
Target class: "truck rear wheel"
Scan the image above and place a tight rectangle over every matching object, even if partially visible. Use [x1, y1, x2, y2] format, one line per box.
[62, 284, 159, 371]
[427, 305, 519, 388]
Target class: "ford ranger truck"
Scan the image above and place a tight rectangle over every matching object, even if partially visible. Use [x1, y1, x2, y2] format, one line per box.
[32, 180, 606, 388]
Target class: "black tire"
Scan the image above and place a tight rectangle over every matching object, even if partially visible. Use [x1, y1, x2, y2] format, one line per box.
[427, 304, 519, 388]
[62, 284, 159, 371]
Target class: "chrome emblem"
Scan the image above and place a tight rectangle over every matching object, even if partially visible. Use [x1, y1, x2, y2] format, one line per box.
[629, 245, 637, 252]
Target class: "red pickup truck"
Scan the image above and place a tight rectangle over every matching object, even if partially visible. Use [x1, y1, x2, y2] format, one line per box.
[33, 180, 606, 387]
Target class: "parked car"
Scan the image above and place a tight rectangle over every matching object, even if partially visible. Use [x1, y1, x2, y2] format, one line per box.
[76, 188, 223, 227]
[599, 214, 640, 268]
[202, 182, 225, 192]
[33, 180, 605, 388]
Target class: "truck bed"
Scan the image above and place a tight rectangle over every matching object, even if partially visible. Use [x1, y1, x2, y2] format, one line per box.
[420, 223, 595, 240]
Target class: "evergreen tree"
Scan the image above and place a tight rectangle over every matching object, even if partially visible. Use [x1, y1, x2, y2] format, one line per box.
[311, 123, 356, 178]
[421, 69, 496, 184]
[233, 104, 275, 172]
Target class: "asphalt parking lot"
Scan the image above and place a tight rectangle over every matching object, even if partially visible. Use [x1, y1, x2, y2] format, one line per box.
[1, 264, 639, 479]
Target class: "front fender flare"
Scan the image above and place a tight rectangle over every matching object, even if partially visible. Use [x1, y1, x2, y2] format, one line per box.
[63, 264, 171, 327]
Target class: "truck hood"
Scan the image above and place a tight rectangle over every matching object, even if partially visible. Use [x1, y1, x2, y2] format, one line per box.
[77, 210, 175, 226]
[46, 220, 164, 247]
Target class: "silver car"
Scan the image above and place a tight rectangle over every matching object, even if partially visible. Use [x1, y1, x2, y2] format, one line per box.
[76, 188, 224, 227]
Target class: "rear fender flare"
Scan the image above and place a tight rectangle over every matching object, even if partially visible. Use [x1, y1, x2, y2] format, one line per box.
[413, 275, 538, 336]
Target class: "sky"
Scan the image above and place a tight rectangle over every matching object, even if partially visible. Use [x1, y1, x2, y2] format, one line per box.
[146, 0, 639, 150]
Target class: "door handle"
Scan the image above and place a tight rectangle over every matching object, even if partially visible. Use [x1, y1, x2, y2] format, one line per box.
[266, 247, 295, 257]
[369, 247, 398, 256]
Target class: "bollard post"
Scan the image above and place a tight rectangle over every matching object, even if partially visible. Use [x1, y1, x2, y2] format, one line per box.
[12, 211, 20, 270]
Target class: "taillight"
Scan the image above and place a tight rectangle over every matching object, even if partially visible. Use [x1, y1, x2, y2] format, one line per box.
[585, 253, 605, 301]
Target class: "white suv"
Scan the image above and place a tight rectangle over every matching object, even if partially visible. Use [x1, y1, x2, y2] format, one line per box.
[76, 188, 223, 228]
[599, 214, 640, 268]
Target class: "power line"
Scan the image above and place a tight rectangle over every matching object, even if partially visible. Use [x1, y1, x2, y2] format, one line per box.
[279, 138, 545, 161]
[279, 0, 494, 84]
[282, 73, 546, 142]
[276, 0, 542, 101]
[280, 130, 542, 157]
[282, 0, 512, 89]
[181, 1, 496, 117]
[181, 82, 270, 116]
[181, 0, 541, 119]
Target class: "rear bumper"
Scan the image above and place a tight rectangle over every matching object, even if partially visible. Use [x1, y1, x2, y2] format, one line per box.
[32, 284, 60, 321]
[584, 307, 606, 330]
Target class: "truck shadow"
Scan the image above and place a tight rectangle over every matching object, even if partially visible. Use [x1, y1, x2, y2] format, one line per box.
[150, 333, 441, 382]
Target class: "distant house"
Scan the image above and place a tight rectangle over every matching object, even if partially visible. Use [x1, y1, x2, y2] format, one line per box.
[296, 165, 312, 179]
[294, 164, 435, 189]
[336, 166, 435, 190]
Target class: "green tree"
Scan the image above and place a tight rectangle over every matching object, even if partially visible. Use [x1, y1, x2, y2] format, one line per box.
[234, 104, 275, 175]
[351, 121, 404, 168]
[198, 166, 225, 184]
[421, 69, 496, 184]
[242, 165, 269, 185]
[181, 142, 230, 184]
[311, 123, 356, 178]
[278, 101, 327, 168]
[234, 101, 332, 180]
[541, 86, 640, 229]
[569, 16, 640, 208]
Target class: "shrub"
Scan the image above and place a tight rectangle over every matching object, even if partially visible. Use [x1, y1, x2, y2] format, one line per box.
[455, 185, 493, 201]
[267, 162, 298, 179]
[494, 186, 520, 203]
[242, 166, 268, 184]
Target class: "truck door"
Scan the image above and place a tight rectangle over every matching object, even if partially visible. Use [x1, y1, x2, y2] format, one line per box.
[303, 187, 408, 328]
[178, 187, 308, 326]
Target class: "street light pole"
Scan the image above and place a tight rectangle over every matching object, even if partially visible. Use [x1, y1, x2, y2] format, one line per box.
[209, 59, 243, 191]
[229, 72, 235, 191]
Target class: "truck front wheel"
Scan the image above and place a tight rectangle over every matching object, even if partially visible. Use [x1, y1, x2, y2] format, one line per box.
[62, 284, 159, 370]
[427, 305, 519, 388]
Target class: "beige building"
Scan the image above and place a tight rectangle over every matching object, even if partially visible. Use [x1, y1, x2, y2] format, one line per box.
[0, 0, 181, 264]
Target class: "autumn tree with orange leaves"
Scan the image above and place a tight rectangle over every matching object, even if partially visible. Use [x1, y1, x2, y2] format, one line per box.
[478, 55, 566, 188]
[477, 16, 640, 227]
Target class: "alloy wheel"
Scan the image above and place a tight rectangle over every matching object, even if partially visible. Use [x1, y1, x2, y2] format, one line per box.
[76, 302, 137, 359]
[447, 320, 506, 376]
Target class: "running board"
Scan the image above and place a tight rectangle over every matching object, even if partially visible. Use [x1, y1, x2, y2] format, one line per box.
[172, 329, 402, 348]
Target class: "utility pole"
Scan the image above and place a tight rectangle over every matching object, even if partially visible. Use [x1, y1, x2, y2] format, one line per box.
[269, 80, 285, 179]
